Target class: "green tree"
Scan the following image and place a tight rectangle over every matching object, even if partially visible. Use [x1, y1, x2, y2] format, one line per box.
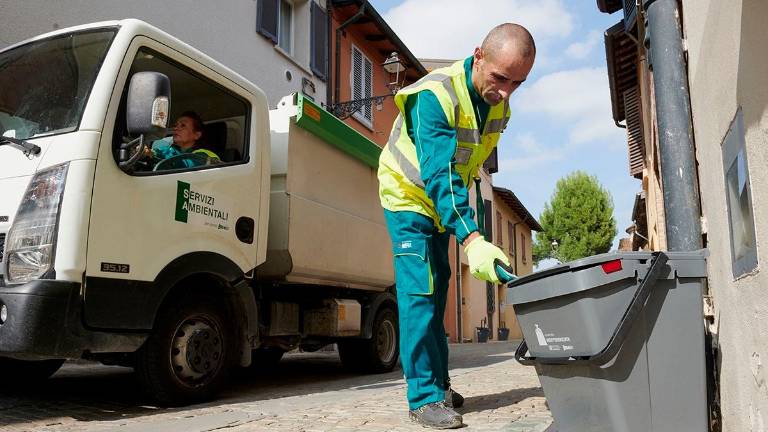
[533, 171, 617, 264]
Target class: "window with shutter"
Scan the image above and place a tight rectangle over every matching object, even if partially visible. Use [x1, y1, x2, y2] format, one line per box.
[507, 221, 514, 257]
[257, 0, 292, 54]
[351, 45, 373, 126]
[257, 0, 279, 44]
[310, 2, 328, 81]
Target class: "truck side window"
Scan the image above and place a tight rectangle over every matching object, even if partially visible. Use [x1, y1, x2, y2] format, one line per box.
[114, 48, 249, 173]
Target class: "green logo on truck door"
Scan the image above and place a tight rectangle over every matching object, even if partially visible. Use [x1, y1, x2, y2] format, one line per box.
[175, 181, 231, 231]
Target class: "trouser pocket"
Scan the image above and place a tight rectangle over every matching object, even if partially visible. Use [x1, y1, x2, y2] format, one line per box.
[393, 238, 433, 296]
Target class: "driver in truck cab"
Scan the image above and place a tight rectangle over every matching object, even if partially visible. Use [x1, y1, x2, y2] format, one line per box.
[144, 110, 220, 170]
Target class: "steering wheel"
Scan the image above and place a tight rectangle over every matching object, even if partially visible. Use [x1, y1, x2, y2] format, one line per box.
[153, 152, 210, 171]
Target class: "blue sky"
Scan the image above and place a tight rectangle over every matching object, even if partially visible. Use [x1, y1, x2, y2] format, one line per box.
[369, 0, 638, 249]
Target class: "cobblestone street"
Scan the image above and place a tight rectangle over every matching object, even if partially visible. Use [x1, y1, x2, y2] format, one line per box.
[0, 341, 551, 431]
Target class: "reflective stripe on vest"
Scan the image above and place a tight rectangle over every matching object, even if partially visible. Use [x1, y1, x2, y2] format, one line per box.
[386, 115, 425, 188]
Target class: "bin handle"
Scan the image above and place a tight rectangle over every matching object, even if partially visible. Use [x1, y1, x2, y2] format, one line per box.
[514, 251, 669, 366]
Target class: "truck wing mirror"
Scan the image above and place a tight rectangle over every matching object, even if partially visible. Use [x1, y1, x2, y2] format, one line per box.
[126, 71, 171, 139]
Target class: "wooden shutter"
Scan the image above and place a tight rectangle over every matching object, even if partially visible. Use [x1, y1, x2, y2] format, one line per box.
[521, 232, 527, 263]
[310, 1, 328, 80]
[507, 221, 514, 257]
[624, 86, 645, 179]
[257, 0, 279, 44]
[351, 46, 373, 124]
[495, 211, 502, 246]
[484, 199, 493, 243]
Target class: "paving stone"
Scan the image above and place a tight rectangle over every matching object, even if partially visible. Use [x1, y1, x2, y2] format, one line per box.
[0, 342, 552, 432]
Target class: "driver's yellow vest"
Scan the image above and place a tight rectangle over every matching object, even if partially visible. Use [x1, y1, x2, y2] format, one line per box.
[377, 59, 510, 228]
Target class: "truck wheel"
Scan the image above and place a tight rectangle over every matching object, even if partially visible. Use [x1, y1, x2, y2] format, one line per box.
[338, 306, 399, 373]
[135, 297, 235, 406]
[0, 357, 64, 385]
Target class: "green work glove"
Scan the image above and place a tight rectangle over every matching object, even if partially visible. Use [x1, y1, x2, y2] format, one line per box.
[464, 235, 511, 284]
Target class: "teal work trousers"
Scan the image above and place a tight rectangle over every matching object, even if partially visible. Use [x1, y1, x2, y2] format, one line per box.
[384, 210, 452, 410]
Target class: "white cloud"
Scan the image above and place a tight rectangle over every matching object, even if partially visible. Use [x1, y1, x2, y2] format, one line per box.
[498, 133, 565, 172]
[382, 0, 574, 59]
[565, 30, 602, 60]
[513, 67, 624, 146]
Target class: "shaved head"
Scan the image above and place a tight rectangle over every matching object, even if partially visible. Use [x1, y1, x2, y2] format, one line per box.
[481, 23, 536, 62]
[471, 23, 536, 105]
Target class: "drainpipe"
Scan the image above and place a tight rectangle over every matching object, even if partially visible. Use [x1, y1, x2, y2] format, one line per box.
[644, 0, 702, 251]
[333, 0, 368, 108]
[326, 1, 333, 108]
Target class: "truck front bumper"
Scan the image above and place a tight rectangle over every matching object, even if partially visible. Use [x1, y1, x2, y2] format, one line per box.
[0, 280, 146, 360]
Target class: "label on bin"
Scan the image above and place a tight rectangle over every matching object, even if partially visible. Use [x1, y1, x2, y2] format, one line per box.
[535, 324, 573, 351]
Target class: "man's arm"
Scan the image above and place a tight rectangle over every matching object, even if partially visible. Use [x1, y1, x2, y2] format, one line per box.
[404, 91, 478, 245]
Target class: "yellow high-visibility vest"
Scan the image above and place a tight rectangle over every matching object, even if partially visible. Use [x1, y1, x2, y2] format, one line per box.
[378, 59, 510, 228]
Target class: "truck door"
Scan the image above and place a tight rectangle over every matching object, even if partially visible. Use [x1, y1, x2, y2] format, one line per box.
[84, 38, 263, 329]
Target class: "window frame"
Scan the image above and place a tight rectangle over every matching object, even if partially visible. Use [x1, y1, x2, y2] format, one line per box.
[350, 44, 374, 128]
[114, 46, 252, 177]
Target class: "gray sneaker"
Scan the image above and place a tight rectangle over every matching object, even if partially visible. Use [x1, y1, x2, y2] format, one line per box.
[445, 388, 464, 409]
[409, 401, 463, 429]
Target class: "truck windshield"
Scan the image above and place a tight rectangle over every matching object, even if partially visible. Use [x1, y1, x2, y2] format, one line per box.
[0, 29, 115, 140]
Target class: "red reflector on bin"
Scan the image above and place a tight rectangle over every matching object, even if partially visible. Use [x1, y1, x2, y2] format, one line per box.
[601, 260, 623, 274]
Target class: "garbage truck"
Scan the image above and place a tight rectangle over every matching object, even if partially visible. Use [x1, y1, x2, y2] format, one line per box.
[0, 19, 398, 405]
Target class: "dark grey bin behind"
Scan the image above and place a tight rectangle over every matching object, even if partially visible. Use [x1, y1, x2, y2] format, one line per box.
[507, 250, 708, 432]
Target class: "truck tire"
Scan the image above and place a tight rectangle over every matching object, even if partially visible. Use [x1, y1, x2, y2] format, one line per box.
[135, 297, 235, 406]
[0, 357, 64, 385]
[338, 306, 399, 373]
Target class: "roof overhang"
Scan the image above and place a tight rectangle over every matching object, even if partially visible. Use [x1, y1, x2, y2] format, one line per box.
[491, 186, 543, 232]
[330, 0, 427, 81]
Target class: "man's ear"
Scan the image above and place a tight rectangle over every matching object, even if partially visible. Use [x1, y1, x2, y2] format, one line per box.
[194, 131, 203, 141]
[473, 47, 484, 64]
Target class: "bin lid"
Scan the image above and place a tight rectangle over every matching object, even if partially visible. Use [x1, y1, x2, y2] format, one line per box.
[507, 249, 708, 305]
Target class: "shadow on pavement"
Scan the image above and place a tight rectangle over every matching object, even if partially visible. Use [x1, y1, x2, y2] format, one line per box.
[0, 341, 523, 427]
[458, 386, 545, 414]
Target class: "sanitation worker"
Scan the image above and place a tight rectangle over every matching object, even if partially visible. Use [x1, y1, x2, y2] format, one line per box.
[377, 23, 535, 429]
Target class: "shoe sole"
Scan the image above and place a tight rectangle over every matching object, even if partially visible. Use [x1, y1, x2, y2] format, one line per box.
[409, 413, 463, 429]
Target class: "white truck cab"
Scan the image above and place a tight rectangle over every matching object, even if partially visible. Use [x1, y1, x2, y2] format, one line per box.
[0, 20, 396, 405]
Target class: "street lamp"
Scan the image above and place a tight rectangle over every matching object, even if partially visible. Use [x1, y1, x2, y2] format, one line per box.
[551, 240, 561, 264]
[382, 52, 406, 94]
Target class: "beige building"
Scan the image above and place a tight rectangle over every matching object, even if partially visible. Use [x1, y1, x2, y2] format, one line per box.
[598, 0, 768, 429]
[442, 166, 541, 343]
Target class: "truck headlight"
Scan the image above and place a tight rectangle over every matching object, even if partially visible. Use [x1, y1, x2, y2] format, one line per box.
[5, 163, 69, 284]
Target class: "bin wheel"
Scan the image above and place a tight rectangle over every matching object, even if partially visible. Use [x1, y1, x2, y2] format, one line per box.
[338, 306, 399, 373]
[135, 296, 235, 406]
[0, 357, 64, 385]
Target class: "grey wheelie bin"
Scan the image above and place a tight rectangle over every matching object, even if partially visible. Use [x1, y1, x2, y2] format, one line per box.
[506, 250, 708, 432]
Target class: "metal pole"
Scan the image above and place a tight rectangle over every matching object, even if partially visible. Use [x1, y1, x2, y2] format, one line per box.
[645, 0, 703, 251]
